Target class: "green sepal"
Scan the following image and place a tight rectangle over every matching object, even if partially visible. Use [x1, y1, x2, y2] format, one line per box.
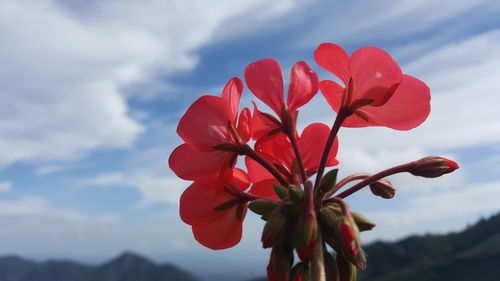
[320, 169, 339, 193]
[289, 185, 304, 204]
[273, 183, 288, 200]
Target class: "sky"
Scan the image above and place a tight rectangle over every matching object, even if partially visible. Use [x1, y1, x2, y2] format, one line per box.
[1, 0, 500, 279]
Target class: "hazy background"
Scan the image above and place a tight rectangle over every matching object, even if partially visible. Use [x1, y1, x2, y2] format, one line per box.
[1, 0, 500, 279]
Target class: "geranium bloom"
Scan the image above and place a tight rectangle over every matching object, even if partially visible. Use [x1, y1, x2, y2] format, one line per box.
[246, 123, 339, 184]
[180, 168, 278, 249]
[169, 78, 251, 181]
[314, 43, 430, 130]
[245, 59, 319, 138]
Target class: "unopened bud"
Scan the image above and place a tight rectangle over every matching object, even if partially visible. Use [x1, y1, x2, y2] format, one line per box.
[289, 185, 304, 204]
[248, 199, 277, 215]
[273, 184, 288, 200]
[320, 204, 343, 252]
[290, 262, 308, 281]
[320, 204, 342, 228]
[267, 245, 293, 281]
[369, 178, 395, 199]
[262, 206, 287, 248]
[351, 212, 375, 232]
[338, 216, 366, 269]
[294, 211, 318, 261]
[409, 156, 459, 178]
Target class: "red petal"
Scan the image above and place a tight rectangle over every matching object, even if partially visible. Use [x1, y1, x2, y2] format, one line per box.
[237, 107, 252, 142]
[299, 123, 339, 171]
[221, 77, 244, 124]
[255, 134, 294, 169]
[314, 43, 350, 85]
[245, 157, 274, 183]
[177, 96, 232, 151]
[179, 181, 228, 225]
[192, 205, 247, 250]
[250, 102, 281, 140]
[287, 61, 319, 111]
[249, 179, 280, 200]
[319, 80, 344, 113]
[363, 75, 431, 130]
[169, 144, 234, 181]
[245, 59, 285, 115]
[225, 168, 250, 190]
[349, 47, 402, 107]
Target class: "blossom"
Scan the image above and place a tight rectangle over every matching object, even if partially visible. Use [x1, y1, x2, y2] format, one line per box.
[246, 123, 339, 184]
[169, 78, 250, 181]
[244, 59, 319, 138]
[314, 43, 431, 130]
[180, 168, 277, 250]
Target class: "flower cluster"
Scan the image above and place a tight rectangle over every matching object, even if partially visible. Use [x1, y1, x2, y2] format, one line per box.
[169, 43, 458, 281]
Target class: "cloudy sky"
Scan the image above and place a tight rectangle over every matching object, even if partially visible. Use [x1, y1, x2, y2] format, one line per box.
[1, 0, 500, 279]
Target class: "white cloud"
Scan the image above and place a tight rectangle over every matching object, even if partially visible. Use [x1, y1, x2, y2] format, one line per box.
[75, 145, 187, 206]
[35, 165, 68, 176]
[0, 181, 12, 192]
[0, 0, 301, 169]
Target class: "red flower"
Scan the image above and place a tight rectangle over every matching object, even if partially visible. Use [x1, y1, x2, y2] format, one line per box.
[180, 168, 278, 250]
[315, 43, 430, 130]
[244, 59, 319, 139]
[169, 78, 250, 180]
[246, 123, 339, 184]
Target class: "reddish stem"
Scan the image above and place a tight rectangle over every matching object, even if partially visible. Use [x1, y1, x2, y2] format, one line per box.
[241, 144, 289, 187]
[335, 162, 417, 199]
[288, 132, 308, 184]
[323, 173, 371, 199]
[313, 108, 350, 190]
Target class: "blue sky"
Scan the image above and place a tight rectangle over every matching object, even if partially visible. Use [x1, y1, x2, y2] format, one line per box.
[1, 0, 500, 279]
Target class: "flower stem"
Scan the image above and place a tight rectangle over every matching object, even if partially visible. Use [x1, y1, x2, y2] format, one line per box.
[241, 144, 289, 186]
[309, 233, 326, 281]
[335, 162, 416, 199]
[313, 109, 349, 191]
[323, 173, 371, 199]
[287, 132, 308, 184]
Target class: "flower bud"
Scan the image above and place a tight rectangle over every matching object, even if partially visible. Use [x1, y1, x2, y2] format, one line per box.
[369, 178, 395, 199]
[320, 204, 342, 252]
[409, 156, 459, 178]
[320, 204, 342, 228]
[294, 211, 318, 261]
[262, 206, 287, 248]
[248, 199, 277, 216]
[267, 245, 293, 281]
[338, 216, 366, 269]
[351, 212, 375, 232]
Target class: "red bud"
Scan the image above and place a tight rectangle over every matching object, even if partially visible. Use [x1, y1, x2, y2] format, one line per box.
[369, 178, 395, 199]
[409, 156, 459, 178]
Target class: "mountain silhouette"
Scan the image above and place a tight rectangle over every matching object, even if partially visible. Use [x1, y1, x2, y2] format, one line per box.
[0, 251, 199, 281]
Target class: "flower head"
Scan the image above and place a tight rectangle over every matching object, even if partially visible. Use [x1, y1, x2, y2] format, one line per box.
[315, 43, 431, 130]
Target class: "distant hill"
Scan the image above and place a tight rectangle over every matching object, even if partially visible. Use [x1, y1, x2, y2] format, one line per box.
[2, 213, 500, 281]
[0, 251, 199, 281]
[245, 213, 500, 281]
[358, 213, 500, 281]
